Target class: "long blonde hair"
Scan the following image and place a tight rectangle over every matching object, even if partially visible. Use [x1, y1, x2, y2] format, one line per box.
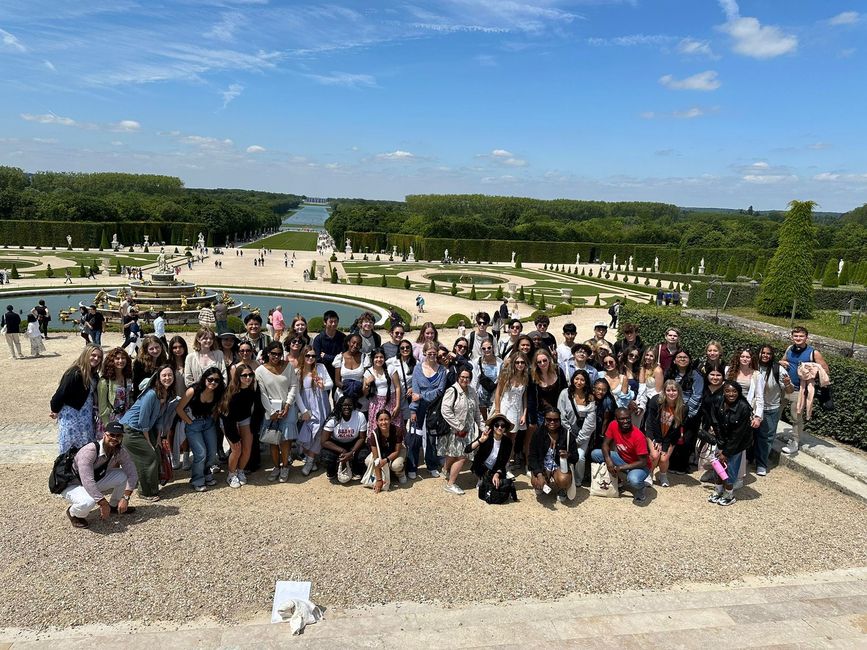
[657, 379, 685, 427]
[497, 352, 529, 392]
[298, 345, 320, 384]
[72, 344, 103, 391]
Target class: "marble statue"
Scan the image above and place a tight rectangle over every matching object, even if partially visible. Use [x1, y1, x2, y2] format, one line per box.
[511, 251, 516, 263]
[197, 232, 205, 248]
[444, 248, 449, 261]
[143, 235, 150, 246]
[627, 255, 633, 269]
[66, 234, 72, 247]
[407, 246, 415, 262]
[157, 251, 168, 272]
[392, 245, 398, 258]
[612, 254, 617, 267]
[345, 238, 352, 255]
[654, 256, 659, 272]
[839, 258, 844, 275]
[576, 253, 580, 266]
[111, 233, 119, 248]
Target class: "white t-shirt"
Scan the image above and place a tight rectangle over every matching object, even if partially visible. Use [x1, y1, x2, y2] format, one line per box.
[324, 411, 367, 442]
[556, 343, 573, 365]
[484, 438, 502, 470]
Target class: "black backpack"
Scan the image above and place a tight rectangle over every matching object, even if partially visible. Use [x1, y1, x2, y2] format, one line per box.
[478, 474, 518, 504]
[425, 386, 458, 438]
[49, 442, 101, 494]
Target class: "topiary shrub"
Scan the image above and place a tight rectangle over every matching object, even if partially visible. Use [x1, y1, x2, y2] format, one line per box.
[307, 316, 324, 332]
[444, 313, 470, 328]
[330, 253, 337, 262]
[529, 288, 536, 305]
[450, 281, 458, 296]
[404, 276, 411, 290]
[515, 255, 522, 269]
[821, 259, 839, 288]
[381, 274, 387, 287]
[429, 279, 436, 293]
[226, 315, 245, 333]
[495, 285, 504, 300]
[470, 284, 477, 300]
[593, 294, 601, 306]
[355, 273, 363, 285]
[724, 257, 738, 282]
[330, 267, 338, 284]
[10, 264, 20, 279]
[45, 264, 54, 278]
[537, 292, 547, 310]
[518, 285, 525, 301]
[78, 263, 86, 278]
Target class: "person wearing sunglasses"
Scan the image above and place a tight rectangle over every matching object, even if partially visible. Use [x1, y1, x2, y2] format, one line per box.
[528, 407, 578, 503]
[176, 368, 226, 492]
[465, 414, 514, 492]
[61, 421, 138, 529]
[381, 323, 405, 360]
[220, 362, 265, 488]
[493, 352, 529, 467]
[387, 340, 417, 429]
[447, 338, 473, 387]
[439, 368, 485, 495]
[471, 340, 502, 420]
[256, 341, 303, 483]
[408, 341, 447, 478]
[468, 312, 492, 358]
[497, 319, 523, 359]
[296, 345, 334, 477]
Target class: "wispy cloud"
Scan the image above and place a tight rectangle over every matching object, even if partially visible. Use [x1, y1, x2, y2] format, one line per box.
[0, 27, 27, 52]
[641, 106, 712, 119]
[588, 34, 676, 47]
[21, 112, 76, 126]
[21, 112, 140, 132]
[375, 150, 415, 161]
[828, 11, 860, 26]
[478, 148, 528, 166]
[221, 83, 243, 107]
[717, 0, 797, 59]
[43, 59, 56, 72]
[659, 70, 720, 91]
[305, 71, 377, 88]
[206, 12, 245, 41]
[109, 120, 140, 132]
[246, 145, 266, 153]
[677, 38, 716, 58]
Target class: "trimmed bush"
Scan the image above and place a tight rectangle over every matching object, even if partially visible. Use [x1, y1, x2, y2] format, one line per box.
[404, 276, 411, 290]
[444, 313, 470, 328]
[821, 259, 839, 288]
[724, 257, 738, 282]
[380, 274, 387, 287]
[429, 279, 436, 293]
[537, 292, 547, 310]
[355, 273, 363, 285]
[330, 267, 338, 283]
[470, 284, 477, 300]
[518, 286, 525, 301]
[226, 315, 245, 333]
[495, 285, 504, 300]
[78, 263, 86, 278]
[307, 316, 324, 332]
[45, 264, 54, 278]
[10, 264, 20, 279]
[593, 294, 601, 306]
[619, 303, 867, 449]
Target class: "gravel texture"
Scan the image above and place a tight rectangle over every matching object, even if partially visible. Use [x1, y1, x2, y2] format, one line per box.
[2, 460, 866, 633]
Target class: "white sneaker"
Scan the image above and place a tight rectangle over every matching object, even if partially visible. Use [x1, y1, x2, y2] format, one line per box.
[279, 466, 289, 482]
[407, 471, 417, 479]
[268, 466, 281, 482]
[398, 474, 407, 485]
[782, 442, 799, 454]
[644, 476, 652, 487]
[756, 466, 767, 477]
[237, 469, 247, 485]
[301, 458, 313, 476]
[227, 473, 241, 488]
[444, 483, 465, 495]
[657, 473, 670, 488]
[311, 462, 319, 472]
[429, 469, 441, 478]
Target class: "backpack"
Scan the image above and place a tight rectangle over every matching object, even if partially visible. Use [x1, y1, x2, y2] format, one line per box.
[607, 305, 616, 317]
[478, 474, 518, 504]
[48, 441, 101, 494]
[425, 386, 458, 438]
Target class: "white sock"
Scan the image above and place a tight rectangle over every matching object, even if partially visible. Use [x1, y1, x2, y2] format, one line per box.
[714, 485, 724, 495]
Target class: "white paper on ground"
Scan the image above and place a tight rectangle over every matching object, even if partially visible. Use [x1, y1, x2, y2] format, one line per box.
[271, 581, 311, 623]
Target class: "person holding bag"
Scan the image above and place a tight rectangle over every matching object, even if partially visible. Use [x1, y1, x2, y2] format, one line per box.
[557, 369, 596, 488]
[320, 397, 368, 483]
[529, 407, 579, 503]
[591, 407, 650, 505]
[438, 368, 484, 495]
[364, 410, 406, 493]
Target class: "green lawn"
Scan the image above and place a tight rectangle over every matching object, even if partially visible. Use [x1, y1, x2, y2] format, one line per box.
[728, 308, 867, 346]
[243, 231, 318, 251]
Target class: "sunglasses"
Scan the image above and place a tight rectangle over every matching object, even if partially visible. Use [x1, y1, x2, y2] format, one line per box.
[399, 346, 412, 351]
[481, 347, 493, 352]
[205, 376, 221, 383]
[493, 422, 507, 429]
[393, 332, 404, 337]
[455, 344, 467, 349]
[239, 373, 254, 379]
[544, 417, 561, 423]
[514, 360, 527, 365]
[511, 325, 522, 330]
[304, 354, 316, 359]
[268, 351, 282, 357]
[289, 341, 302, 346]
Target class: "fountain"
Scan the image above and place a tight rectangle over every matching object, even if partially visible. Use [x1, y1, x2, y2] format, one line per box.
[94, 257, 242, 324]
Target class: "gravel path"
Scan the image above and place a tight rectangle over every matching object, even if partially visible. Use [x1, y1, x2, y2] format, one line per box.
[3, 461, 866, 632]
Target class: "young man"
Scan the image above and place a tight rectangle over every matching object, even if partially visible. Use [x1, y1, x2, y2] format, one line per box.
[559, 343, 598, 383]
[468, 312, 493, 358]
[590, 408, 650, 505]
[583, 321, 613, 353]
[240, 312, 272, 358]
[153, 311, 167, 351]
[382, 323, 405, 360]
[556, 323, 577, 364]
[85, 305, 104, 347]
[779, 326, 828, 454]
[608, 299, 622, 329]
[528, 314, 556, 352]
[357, 312, 381, 363]
[2, 305, 23, 360]
[613, 323, 644, 358]
[654, 327, 681, 373]
[498, 319, 523, 358]
[312, 310, 346, 381]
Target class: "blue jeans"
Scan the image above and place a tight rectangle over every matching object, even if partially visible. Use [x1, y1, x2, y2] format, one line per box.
[91, 330, 102, 346]
[405, 428, 441, 473]
[591, 448, 648, 497]
[185, 417, 217, 487]
[755, 407, 780, 469]
[724, 449, 744, 485]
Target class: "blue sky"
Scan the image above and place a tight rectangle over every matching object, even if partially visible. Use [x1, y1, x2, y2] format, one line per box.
[1, 1, 865, 212]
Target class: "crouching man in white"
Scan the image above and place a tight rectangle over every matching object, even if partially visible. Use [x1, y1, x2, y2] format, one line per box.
[63, 421, 139, 528]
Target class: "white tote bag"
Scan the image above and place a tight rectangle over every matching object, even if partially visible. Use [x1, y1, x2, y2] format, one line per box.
[589, 462, 620, 498]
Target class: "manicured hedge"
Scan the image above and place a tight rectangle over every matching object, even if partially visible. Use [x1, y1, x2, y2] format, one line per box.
[0, 220, 206, 248]
[687, 282, 867, 310]
[619, 304, 867, 449]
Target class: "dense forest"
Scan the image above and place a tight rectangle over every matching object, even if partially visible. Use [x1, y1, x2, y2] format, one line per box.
[0, 166, 302, 238]
[325, 194, 867, 258]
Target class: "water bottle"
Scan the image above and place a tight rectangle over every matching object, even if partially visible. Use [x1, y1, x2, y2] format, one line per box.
[559, 456, 568, 474]
[711, 458, 728, 481]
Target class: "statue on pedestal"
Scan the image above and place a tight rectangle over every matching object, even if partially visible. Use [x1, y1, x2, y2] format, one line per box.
[66, 234, 72, 248]
[157, 251, 169, 272]
[654, 256, 659, 272]
[407, 246, 415, 262]
[576, 253, 580, 266]
[612, 253, 617, 268]
[197, 232, 205, 249]
[111, 233, 119, 250]
[344, 238, 352, 256]
[511, 251, 516, 264]
[627, 255, 633, 269]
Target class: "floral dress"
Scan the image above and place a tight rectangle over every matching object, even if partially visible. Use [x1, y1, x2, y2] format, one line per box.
[97, 379, 131, 436]
[57, 388, 97, 454]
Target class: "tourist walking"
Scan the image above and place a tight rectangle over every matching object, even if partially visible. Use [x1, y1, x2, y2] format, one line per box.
[3, 305, 23, 359]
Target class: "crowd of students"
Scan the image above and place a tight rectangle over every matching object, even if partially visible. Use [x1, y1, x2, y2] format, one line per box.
[50, 306, 829, 527]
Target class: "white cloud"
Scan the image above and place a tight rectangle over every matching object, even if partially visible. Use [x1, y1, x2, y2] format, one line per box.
[109, 120, 140, 132]
[305, 72, 377, 88]
[641, 106, 712, 120]
[43, 60, 56, 72]
[813, 171, 867, 183]
[246, 145, 266, 153]
[751, 161, 769, 168]
[221, 83, 243, 108]
[376, 150, 415, 161]
[179, 134, 234, 150]
[588, 34, 676, 47]
[742, 174, 797, 184]
[0, 27, 27, 52]
[475, 54, 497, 66]
[828, 11, 860, 26]
[491, 149, 513, 158]
[813, 172, 840, 181]
[206, 12, 245, 41]
[717, 0, 797, 59]
[20, 112, 77, 126]
[479, 148, 528, 166]
[807, 142, 831, 150]
[677, 38, 715, 57]
[659, 70, 720, 91]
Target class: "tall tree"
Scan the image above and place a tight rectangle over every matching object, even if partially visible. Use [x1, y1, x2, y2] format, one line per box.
[755, 201, 816, 318]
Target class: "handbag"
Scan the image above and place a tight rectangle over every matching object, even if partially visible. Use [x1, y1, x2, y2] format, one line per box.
[336, 460, 352, 484]
[589, 461, 619, 498]
[158, 438, 174, 484]
[361, 431, 390, 489]
[260, 420, 281, 446]
[477, 474, 517, 504]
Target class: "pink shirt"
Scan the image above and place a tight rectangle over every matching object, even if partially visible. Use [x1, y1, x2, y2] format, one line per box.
[272, 310, 285, 331]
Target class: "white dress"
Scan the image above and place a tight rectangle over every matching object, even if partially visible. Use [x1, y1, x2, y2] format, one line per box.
[497, 383, 526, 431]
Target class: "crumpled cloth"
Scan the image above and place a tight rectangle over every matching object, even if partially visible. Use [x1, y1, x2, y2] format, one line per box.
[276, 598, 323, 635]
[797, 362, 831, 421]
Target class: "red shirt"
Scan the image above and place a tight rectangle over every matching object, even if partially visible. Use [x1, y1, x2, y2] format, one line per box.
[604, 421, 649, 465]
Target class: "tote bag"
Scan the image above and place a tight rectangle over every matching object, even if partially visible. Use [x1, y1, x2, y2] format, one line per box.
[589, 461, 619, 498]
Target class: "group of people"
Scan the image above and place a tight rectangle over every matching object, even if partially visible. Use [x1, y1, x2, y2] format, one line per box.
[51, 302, 828, 526]
[3, 300, 51, 359]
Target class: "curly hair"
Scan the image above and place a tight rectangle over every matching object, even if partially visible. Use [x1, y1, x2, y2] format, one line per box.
[101, 347, 132, 382]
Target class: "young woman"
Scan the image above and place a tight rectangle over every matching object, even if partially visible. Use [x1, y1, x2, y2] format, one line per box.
[218, 332, 240, 367]
[511, 335, 534, 359]
[528, 407, 579, 502]
[120, 365, 177, 500]
[363, 348, 402, 435]
[634, 346, 663, 427]
[644, 380, 686, 487]
[697, 341, 725, 378]
[412, 322, 439, 361]
[284, 336, 304, 370]
[320, 397, 368, 482]
[698, 366, 726, 481]
[708, 381, 754, 506]
[407, 341, 447, 478]
[132, 335, 168, 400]
[465, 414, 514, 489]
[557, 368, 596, 486]
[183, 327, 226, 388]
[291, 315, 311, 346]
[366, 409, 407, 493]
[493, 353, 529, 464]
[472, 340, 502, 420]
[176, 368, 226, 492]
[589, 378, 616, 454]
[756, 345, 784, 477]
[256, 340, 302, 482]
[664, 350, 705, 474]
[231, 340, 260, 377]
[387, 340, 416, 427]
[599, 351, 634, 410]
[51, 345, 103, 454]
[167, 335, 189, 468]
[221, 362, 264, 488]
[297, 345, 334, 476]
[439, 367, 485, 495]
[97, 347, 133, 436]
[334, 333, 366, 404]
[724, 347, 765, 429]
[25, 313, 45, 357]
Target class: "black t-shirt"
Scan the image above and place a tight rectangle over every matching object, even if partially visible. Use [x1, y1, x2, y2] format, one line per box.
[2, 310, 21, 334]
[86, 312, 105, 331]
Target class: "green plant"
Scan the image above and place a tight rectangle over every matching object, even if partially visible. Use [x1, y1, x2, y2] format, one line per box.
[537, 292, 547, 310]
[115, 260, 122, 275]
[355, 273, 363, 285]
[593, 294, 601, 306]
[518, 285, 525, 301]
[495, 285, 504, 300]
[514, 254, 522, 269]
[529, 288, 535, 305]
[380, 274, 387, 287]
[429, 279, 436, 293]
[307, 316, 324, 332]
[756, 200, 816, 318]
[821, 259, 839, 288]
[330, 267, 338, 284]
[226, 315, 245, 333]
[450, 281, 458, 296]
[724, 257, 738, 282]
[404, 276, 411, 290]
[444, 313, 470, 328]
[45, 264, 54, 278]
[78, 263, 86, 278]
[10, 263, 20, 279]
[470, 284, 477, 300]
[99, 229, 108, 251]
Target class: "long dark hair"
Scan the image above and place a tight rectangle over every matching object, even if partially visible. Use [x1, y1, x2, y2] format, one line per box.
[568, 368, 591, 402]
[665, 349, 696, 393]
[168, 335, 188, 369]
[146, 364, 177, 401]
[193, 367, 226, 409]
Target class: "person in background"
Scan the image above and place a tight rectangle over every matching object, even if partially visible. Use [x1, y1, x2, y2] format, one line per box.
[213, 301, 228, 334]
[153, 311, 167, 351]
[97, 347, 133, 436]
[84, 305, 105, 347]
[592, 407, 651, 505]
[583, 321, 613, 354]
[26, 313, 45, 357]
[3, 305, 23, 359]
[312, 310, 345, 383]
[271, 305, 285, 342]
[32, 299, 51, 339]
[52, 345, 103, 454]
[197, 303, 216, 330]
[528, 314, 556, 353]
[120, 307, 141, 351]
[556, 323, 577, 365]
[608, 299, 622, 329]
[613, 323, 644, 359]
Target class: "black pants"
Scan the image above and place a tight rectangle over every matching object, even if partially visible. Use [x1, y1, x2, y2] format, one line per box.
[320, 441, 369, 478]
[669, 414, 701, 473]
